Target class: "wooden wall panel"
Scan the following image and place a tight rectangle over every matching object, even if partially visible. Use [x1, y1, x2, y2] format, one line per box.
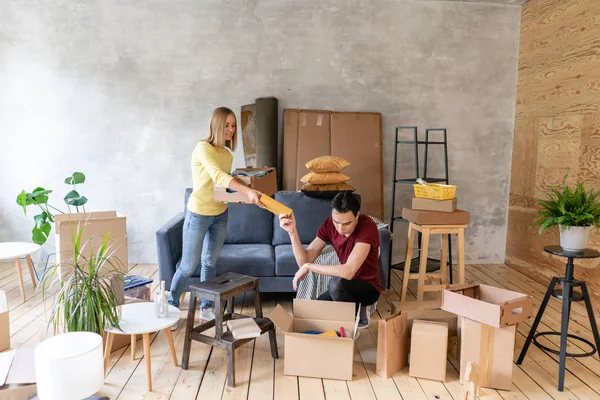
[507, 0, 600, 311]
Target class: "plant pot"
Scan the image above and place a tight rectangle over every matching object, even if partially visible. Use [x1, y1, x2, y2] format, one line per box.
[559, 225, 591, 252]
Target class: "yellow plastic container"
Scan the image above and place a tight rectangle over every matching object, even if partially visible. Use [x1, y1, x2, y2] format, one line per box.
[413, 183, 457, 200]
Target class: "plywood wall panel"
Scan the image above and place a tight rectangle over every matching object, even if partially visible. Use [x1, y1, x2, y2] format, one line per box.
[508, 0, 600, 311]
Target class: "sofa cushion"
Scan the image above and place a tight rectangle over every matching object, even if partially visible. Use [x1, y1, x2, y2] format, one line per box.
[216, 244, 275, 276]
[184, 188, 272, 244]
[272, 192, 333, 246]
[224, 203, 273, 244]
[275, 244, 308, 276]
[175, 244, 275, 278]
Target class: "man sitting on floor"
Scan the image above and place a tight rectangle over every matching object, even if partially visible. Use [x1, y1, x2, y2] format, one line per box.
[279, 192, 381, 328]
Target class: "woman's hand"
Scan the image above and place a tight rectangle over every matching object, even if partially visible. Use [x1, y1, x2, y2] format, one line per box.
[246, 188, 265, 208]
[279, 212, 296, 235]
[293, 264, 310, 291]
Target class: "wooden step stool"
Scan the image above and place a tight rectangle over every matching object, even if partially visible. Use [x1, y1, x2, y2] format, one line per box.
[401, 222, 467, 301]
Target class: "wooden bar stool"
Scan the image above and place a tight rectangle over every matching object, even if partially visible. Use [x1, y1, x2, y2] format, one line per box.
[401, 222, 467, 301]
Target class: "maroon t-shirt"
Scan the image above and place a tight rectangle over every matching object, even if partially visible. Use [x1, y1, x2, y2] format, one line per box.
[317, 214, 382, 293]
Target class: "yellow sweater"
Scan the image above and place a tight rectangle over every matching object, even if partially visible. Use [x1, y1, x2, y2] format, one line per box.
[187, 141, 234, 216]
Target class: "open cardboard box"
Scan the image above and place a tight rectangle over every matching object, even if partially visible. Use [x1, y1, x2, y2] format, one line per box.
[214, 167, 277, 204]
[55, 211, 128, 275]
[441, 283, 533, 328]
[270, 299, 360, 381]
[0, 291, 9, 353]
[0, 348, 37, 399]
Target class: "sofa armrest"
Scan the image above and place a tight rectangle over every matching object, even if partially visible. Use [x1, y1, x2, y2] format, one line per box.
[378, 227, 391, 289]
[156, 212, 185, 290]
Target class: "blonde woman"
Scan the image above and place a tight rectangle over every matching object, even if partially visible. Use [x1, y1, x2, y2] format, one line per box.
[168, 107, 263, 324]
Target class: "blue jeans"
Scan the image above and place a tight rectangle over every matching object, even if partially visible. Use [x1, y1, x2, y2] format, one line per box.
[168, 209, 228, 308]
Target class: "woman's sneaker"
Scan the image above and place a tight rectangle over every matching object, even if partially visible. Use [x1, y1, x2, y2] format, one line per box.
[200, 308, 216, 321]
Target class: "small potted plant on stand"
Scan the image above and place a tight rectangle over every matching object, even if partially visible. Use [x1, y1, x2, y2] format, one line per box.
[533, 179, 600, 252]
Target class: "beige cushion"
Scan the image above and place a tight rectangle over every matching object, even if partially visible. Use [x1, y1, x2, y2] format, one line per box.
[301, 183, 356, 191]
[305, 156, 350, 173]
[300, 172, 350, 185]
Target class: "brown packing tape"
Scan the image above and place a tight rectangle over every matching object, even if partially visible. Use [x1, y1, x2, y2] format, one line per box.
[478, 324, 495, 387]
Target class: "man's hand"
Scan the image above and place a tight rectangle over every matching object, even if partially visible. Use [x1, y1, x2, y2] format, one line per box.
[279, 212, 297, 235]
[246, 188, 265, 208]
[293, 264, 310, 291]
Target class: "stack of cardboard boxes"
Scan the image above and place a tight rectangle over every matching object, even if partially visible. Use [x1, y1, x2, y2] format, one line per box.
[389, 283, 533, 390]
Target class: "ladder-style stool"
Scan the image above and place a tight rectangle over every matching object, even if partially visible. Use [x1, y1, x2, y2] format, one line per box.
[401, 222, 466, 301]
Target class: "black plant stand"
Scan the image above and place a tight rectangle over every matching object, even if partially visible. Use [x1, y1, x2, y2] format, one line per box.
[517, 245, 600, 391]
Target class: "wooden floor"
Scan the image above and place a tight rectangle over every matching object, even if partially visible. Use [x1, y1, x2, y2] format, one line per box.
[3, 260, 600, 400]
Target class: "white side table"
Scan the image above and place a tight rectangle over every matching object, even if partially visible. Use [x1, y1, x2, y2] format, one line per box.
[104, 302, 180, 392]
[0, 242, 40, 302]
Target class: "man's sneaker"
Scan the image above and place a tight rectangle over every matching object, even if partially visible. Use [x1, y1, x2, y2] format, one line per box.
[199, 308, 216, 321]
[170, 319, 180, 331]
[358, 308, 370, 329]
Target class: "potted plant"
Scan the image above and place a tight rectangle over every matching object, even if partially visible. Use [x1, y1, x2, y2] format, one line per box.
[16, 172, 89, 245]
[40, 220, 123, 335]
[532, 179, 600, 252]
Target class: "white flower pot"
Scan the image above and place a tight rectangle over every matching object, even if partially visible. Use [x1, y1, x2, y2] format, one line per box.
[559, 225, 591, 252]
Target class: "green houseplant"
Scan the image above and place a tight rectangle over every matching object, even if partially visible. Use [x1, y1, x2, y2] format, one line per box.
[532, 179, 600, 252]
[40, 220, 123, 335]
[16, 172, 89, 245]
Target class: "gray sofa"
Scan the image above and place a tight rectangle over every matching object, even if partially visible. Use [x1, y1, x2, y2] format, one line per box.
[156, 190, 390, 293]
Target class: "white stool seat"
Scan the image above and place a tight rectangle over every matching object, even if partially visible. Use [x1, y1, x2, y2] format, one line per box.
[35, 332, 104, 400]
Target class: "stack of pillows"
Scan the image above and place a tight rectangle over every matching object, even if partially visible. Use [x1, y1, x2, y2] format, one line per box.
[300, 156, 355, 197]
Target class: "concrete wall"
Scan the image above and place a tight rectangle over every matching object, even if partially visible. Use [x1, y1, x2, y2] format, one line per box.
[0, 0, 521, 264]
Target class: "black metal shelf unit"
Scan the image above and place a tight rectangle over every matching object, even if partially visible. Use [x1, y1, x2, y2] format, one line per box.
[387, 126, 453, 289]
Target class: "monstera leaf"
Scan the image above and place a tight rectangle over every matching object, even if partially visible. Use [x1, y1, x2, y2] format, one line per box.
[65, 172, 86, 185]
[64, 190, 88, 207]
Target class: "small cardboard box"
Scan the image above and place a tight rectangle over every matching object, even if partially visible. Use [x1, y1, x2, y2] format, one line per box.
[441, 283, 533, 328]
[409, 320, 448, 381]
[0, 348, 37, 399]
[393, 301, 457, 336]
[412, 197, 457, 213]
[55, 211, 128, 275]
[458, 317, 516, 390]
[270, 299, 360, 381]
[214, 167, 278, 204]
[0, 291, 9, 352]
[402, 208, 470, 225]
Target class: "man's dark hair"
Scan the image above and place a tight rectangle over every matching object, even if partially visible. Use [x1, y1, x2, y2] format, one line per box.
[331, 193, 360, 216]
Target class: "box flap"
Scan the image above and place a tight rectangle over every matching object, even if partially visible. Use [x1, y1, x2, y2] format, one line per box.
[352, 305, 361, 340]
[55, 211, 120, 224]
[6, 349, 35, 384]
[0, 291, 7, 312]
[293, 299, 355, 323]
[270, 304, 293, 333]
[0, 350, 16, 386]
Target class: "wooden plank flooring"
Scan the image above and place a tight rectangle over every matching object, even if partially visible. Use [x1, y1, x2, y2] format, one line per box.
[2, 260, 600, 399]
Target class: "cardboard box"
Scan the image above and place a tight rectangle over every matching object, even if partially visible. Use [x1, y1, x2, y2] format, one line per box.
[412, 197, 457, 213]
[393, 301, 457, 336]
[409, 320, 448, 381]
[283, 109, 300, 191]
[55, 211, 128, 275]
[0, 292, 9, 352]
[458, 317, 516, 390]
[296, 110, 332, 191]
[331, 112, 383, 220]
[441, 283, 533, 328]
[0, 349, 37, 399]
[402, 208, 470, 225]
[214, 167, 278, 204]
[270, 299, 359, 381]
